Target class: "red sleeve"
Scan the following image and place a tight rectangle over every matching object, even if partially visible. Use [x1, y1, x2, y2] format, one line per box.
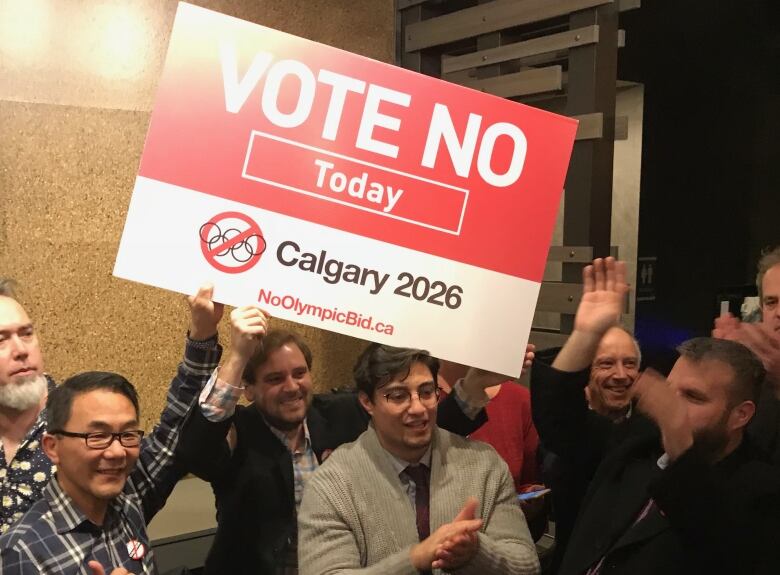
[517, 384, 541, 486]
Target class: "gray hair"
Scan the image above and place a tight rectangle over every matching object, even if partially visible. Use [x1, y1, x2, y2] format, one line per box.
[756, 246, 780, 300]
[0, 278, 17, 298]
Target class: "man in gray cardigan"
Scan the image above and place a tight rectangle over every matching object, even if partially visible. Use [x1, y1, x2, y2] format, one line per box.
[298, 344, 540, 575]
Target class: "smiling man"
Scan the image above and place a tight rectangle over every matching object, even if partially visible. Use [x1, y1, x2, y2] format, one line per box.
[297, 343, 540, 575]
[532, 258, 780, 575]
[586, 326, 641, 422]
[176, 303, 494, 575]
[0, 285, 222, 574]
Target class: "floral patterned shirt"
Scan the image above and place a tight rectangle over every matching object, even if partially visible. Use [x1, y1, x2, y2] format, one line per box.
[0, 376, 57, 534]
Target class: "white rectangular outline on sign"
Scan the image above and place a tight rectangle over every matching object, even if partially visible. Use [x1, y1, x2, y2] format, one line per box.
[241, 130, 470, 236]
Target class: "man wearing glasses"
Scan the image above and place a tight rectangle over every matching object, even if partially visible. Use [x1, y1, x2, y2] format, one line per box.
[297, 342, 540, 575]
[0, 285, 223, 575]
[176, 304, 501, 575]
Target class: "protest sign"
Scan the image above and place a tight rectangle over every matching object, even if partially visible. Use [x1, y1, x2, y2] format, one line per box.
[114, 2, 577, 375]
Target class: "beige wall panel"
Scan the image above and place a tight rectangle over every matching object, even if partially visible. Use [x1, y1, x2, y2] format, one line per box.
[0, 1, 392, 429]
[0, 0, 394, 111]
[531, 85, 644, 335]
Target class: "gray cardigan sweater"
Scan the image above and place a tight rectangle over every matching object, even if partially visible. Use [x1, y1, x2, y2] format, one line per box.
[298, 425, 540, 575]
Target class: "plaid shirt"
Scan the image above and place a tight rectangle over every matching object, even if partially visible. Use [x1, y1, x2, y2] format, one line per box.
[0, 376, 57, 534]
[0, 337, 221, 575]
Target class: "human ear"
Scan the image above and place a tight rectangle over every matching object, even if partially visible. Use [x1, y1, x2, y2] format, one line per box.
[358, 391, 374, 417]
[42, 433, 61, 465]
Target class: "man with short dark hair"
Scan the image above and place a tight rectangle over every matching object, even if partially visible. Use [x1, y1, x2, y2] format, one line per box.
[0, 286, 223, 575]
[0, 278, 57, 534]
[532, 258, 780, 575]
[297, 342, 540, 574]
[176, 304, 498, 575]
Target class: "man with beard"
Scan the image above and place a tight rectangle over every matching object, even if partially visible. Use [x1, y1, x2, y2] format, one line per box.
[0, 279, 56, 534]
[176, 304, 499, 575]
[714, 246, 780, 461]
[532, 258, 780, 575]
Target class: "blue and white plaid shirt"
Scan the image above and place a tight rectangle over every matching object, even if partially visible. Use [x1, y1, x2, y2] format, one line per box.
[0, 336, 221, 575]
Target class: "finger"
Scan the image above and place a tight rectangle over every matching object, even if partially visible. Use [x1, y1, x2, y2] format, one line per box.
[592, 258, 605, 292]
[738, 324, 774, 357]
[605, 257, 616, 292]
[87, 561, 106, 575]
[614, 260, 629, 295]
[195, 283, 215, 302]
[582, 264, 595, 293]
[452, 518, 483, 533]
[630, 368, 666, 400]
[453, 496, 478, 522]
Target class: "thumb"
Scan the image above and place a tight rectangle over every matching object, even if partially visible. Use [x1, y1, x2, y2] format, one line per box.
[87, 561, 106, 575]
[453, 497, 478, 522]
[452, 518, 483, 534]
[196, 283, 215, 301]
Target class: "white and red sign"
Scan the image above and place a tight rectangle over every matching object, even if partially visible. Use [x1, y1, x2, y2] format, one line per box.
[114, 2, 577, 375]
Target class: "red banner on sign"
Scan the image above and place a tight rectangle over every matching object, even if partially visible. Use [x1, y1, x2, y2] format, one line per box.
[138, 4, 577, 284]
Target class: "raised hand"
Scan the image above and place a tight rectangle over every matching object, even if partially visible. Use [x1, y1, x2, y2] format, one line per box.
[574, 257, 629, 336]
[522, 343, 536, 375]
[229, 306, 270, 361]
[410, 498, 482, 571]
[715, 320, 780, 390]
[219, 305, 270, 388]
[188, 283, 224, 340]
[553, 258, 629, 372]
[87, 561, 132, 575]
[631, 369, 693, 461]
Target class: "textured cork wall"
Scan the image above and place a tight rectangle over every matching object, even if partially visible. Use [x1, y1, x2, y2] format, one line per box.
[0, 0, 394, 430]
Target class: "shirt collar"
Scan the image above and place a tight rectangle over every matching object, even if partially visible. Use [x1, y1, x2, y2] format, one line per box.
[44, 475, 94, 534]
[265, 417, 311, 454]
[44, 474, 128, 534]
[384, 443, 433, 478]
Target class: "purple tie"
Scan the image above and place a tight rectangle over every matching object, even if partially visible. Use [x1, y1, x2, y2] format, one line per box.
[403, 464, 431, 541]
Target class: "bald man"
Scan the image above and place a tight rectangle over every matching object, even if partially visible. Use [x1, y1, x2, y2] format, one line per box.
[0, 279, 55, 534]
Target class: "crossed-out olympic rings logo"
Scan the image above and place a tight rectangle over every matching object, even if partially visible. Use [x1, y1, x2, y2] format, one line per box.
[199, 212, 266, 274]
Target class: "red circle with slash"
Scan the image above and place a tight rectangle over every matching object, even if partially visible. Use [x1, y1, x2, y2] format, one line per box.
[200, 211, 266, 274]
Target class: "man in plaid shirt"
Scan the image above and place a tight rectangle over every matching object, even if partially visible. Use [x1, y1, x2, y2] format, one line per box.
[0, 285, 223, 575]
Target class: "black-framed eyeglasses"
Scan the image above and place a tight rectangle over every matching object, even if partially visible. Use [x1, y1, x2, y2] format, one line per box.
[49, 430, 145, 450]
[382, 384, 441, 407]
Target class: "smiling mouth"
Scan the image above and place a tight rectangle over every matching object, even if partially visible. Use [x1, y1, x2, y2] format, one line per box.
[97, 469, 125, 477]
[405, 420, 428, 429]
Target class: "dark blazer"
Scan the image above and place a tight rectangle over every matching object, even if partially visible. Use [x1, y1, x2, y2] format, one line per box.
[531, 358, 780, 575]
[748, 383, 780, 464]
[176, 391, 486, 575]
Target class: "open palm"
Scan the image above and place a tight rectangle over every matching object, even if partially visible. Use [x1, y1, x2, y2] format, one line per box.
[574, 257, 629, 334]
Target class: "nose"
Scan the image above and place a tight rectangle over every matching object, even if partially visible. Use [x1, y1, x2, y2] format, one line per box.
[407, 393, 426, 414]
[281, 374, 300, 393]
[613, 362, 628, 380]
[102, 437, 127, 459]
[9, 335, 29, 359]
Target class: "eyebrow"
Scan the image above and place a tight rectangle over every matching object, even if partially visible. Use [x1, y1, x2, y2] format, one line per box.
[85, 420, 140, 430]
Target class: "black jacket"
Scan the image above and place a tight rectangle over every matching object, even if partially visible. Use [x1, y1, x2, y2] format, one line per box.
[531, 358, 780, 575]
[176, 391, 486, 575]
